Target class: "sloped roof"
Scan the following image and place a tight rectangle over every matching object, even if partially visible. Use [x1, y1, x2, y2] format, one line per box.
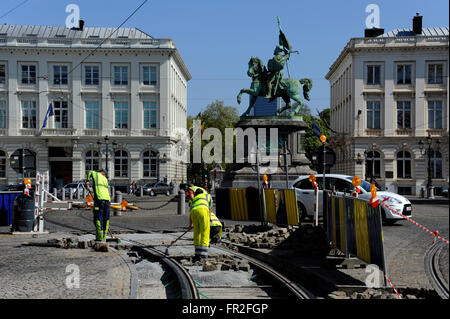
[379, 27, 449, 37]
[0, 24, 153, 39]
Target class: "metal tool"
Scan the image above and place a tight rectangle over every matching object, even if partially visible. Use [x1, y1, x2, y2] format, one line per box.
[164, 228, 191, 254]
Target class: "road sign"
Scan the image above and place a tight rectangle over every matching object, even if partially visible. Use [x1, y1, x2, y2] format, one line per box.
[311, 145, 336, 168]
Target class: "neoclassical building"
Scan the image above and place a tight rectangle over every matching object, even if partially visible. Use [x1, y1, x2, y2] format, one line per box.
[325, 16, 448, 196]
[0, 23, 190, 190]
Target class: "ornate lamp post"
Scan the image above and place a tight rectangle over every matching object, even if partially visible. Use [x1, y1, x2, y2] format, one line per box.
[97, 135, 117, 178]
[419, 134, 440, 199]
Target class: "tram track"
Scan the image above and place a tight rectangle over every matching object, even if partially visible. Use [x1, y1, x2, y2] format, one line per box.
[425, 242, 449, 299]
[42, 209, 316, 299]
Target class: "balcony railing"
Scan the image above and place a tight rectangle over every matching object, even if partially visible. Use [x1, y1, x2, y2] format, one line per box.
[1, 37, 173, 49]
[41, 128, 77, 136]
[365, 129, 383, 136]
[396, 129, 414, 136]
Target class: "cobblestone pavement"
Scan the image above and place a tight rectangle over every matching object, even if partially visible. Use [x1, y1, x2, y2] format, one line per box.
[0, 232, 131, 299]
[381, 203, 449, 290]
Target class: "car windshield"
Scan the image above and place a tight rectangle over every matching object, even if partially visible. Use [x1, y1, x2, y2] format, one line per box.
[344, 177, 371, 192]
[145, 183, 155, 187]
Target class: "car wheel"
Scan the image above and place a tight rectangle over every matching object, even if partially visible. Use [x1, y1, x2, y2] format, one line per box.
[150, 190, 155, 196]
[380, 210, 397, 226]
[298, 202, 308, 222]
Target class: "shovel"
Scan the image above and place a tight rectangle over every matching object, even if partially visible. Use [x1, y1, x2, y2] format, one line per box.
[164, 228, 191, 254]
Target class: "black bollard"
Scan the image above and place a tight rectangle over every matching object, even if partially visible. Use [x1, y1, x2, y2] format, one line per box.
[178, 190, 185, 215]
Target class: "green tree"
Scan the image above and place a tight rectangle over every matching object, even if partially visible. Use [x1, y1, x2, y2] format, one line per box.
[187, 100, 240, 183]
[302, 108, 331, 162]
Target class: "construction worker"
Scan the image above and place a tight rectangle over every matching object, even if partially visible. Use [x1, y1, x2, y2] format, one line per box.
[188, 188, 211, 262]
[86, 169, 111, 242]
[209, 211, 222, 244]
[187, 184, 212, 208]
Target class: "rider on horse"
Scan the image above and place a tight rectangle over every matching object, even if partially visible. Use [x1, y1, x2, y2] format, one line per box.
[266, 45, 290, 99]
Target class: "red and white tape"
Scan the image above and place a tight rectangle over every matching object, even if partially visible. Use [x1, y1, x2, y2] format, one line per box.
[381, 201, 449, 245]
[384, 274, 402, 299]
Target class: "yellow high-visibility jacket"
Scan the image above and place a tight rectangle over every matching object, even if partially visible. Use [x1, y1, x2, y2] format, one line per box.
[87, 171, 111, 201]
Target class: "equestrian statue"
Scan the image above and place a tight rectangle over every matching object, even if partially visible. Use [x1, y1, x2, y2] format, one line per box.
[237, 18, 312, 118]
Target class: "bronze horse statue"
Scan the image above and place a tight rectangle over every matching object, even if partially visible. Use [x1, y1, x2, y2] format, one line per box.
[237, 56, 312, 117]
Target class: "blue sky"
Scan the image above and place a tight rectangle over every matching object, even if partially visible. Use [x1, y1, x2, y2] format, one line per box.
[1, 0, 449, 117]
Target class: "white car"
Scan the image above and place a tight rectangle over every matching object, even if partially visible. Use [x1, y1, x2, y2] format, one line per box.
[290, 174, 412, 225]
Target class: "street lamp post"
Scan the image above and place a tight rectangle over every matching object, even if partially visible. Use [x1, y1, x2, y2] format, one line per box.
[419, 134, 440, 199]
[97, 135, 117, 178]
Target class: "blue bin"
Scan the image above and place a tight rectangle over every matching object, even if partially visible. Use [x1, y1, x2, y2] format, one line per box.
[0, 192, 22, 226]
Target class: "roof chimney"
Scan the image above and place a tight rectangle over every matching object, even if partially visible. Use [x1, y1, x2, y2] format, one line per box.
[413, 13, 422, 35]
[78, 19, 84, 31]
[364, 27, 385, 38]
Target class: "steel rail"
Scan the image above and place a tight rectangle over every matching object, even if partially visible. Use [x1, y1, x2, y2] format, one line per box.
[213, 243, 315, 299]
[129, 241, 200, 300]
[425, 242, 449, 299]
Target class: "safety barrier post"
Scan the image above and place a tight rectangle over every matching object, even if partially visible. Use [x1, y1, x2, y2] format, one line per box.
[61, 188, 65, 201]
[114, 191, 122, 216]
[313, 185, 319, 227]
[77, 188, 81, 200]
[178, 190, 185, 215]
[342, 192, 350, 259]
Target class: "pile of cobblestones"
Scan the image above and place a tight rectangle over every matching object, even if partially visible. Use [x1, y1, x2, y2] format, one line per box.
[179, 255, 251, 272]
[223, 223, 329, 255]
[22, 237, 133, 251]
[328, 288, 436, 299]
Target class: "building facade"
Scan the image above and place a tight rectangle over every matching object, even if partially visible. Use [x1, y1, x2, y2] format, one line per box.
[325, 18, 448, 196]
[0, 24, 191, 190]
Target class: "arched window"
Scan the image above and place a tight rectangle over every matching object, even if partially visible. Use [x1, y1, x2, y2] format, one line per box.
[85, 150, 100, 172]
[397, 151, 412, 178]
[114, 150, 128, 178]
[0, 150, 6, 178]
[365, 151, 381, 179]
[430, 150, 443, 179]
[143, 150, 158, 178]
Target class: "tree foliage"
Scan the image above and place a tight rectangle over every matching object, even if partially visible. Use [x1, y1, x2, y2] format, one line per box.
[187, 100, 240, 183]
[302, 108, 331, 162]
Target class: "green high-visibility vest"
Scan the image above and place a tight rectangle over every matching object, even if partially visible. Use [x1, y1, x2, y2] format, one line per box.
[190, 193, 209, 211]
[87, 171, 111, 201]
[210, 212, 221, 227]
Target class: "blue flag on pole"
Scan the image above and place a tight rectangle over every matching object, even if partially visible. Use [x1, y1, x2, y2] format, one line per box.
[311, 118, 321, 138]
[42, 103, 54, 128]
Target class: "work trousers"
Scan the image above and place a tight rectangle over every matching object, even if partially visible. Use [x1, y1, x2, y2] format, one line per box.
[93, 200, 110, 241]
[190, 206, 210, 259]
[210, 225, 222, 244]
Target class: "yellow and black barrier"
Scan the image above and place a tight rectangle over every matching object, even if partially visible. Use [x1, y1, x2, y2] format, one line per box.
[215, 188, 299, 225]
[326, 191, 386, 273]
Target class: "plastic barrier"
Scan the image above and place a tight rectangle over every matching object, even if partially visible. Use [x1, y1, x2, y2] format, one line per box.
[215, 188, 299, 225]
[326, 191, 386, 274]
[0, 192, 22, 226]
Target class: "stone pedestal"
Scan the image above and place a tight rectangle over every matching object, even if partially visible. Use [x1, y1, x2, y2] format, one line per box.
[219, 116, 316, 188]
